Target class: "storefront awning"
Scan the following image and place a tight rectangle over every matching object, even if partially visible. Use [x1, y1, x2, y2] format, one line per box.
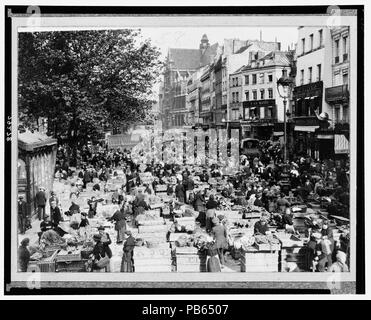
[273, 131, 284, 136]
[317, 134, 334, 139]
[294, 125, 319, 132]
[334, 134, 349, 154]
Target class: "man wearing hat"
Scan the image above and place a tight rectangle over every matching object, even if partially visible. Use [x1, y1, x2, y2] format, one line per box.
[35, 186, 47, 220]
[121, 230, 135, 272]
[18, 195, 28, 234]
[254, 214, 270, 235]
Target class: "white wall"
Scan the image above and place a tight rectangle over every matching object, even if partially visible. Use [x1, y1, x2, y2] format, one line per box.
[296, 27, 332, 115]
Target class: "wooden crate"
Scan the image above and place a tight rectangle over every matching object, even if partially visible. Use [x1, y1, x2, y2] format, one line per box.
[176, 264, 207, 272]
[240, 251, 279, 272]
[138, 224, 168, 234]
[55, 260, 87, 272]
[176, 254, 202, 265]
[56, 249, 81, 262]
[280, 246, 308, 272]
[134, 257, 171, 266]
[134, 265, 172, 272]
[254, 242, 281, 251]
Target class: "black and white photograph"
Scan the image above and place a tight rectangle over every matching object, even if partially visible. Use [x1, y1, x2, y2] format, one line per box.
[2, 3, 366, 295]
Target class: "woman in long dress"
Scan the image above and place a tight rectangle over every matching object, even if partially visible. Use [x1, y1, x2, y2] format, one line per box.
[206, 241, 221, 272]
[121, 230, 135, 272]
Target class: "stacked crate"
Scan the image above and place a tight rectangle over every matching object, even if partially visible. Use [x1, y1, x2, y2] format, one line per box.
[174, 246, 206, 272]
[135, 216, 169, 271]
[240, 247, 279, 272]
[275, 233, 307, 272]
[134, 246, 172, 272]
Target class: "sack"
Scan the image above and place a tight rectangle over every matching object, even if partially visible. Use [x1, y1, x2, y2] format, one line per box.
[95, 255, 110, 269]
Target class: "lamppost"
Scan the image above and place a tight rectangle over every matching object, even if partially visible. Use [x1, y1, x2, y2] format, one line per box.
[277, 73, 294, 166]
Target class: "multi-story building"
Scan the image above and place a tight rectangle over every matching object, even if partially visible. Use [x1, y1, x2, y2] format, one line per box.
[234, 50, 295, 140]
[292, 26, 333, 159]
[200, 65, 213, 125]
[185, 66, 208, 127]
[325, 26, 350, 157]
[219, 39, 281, 127]
[161, 35, 218, 130]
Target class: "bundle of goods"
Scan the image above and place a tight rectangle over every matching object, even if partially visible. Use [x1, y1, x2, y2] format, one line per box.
[174, 234, 195, 248]
[135, 213, 164, 226]
[254, 234, 281, 251]
[40, 230, 67, 249]
[174, 246, 206, 272]
[174, 217, 196, 232]
[134, 245, 172, 272]
[96, 204, 120, 218]
[240, 246, 279, 272]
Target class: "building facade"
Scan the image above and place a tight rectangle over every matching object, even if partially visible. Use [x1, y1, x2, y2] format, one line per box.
[292, 26, 333, 160]
[161, 35, 218, 130]
[325, 26, 350, 157]
[234, 51, 295, 140]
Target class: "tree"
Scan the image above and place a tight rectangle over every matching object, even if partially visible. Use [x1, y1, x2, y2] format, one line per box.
[18, 29, 163, 164]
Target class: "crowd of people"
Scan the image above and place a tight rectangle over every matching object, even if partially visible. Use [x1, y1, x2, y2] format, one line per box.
[18, 138, 350, 273]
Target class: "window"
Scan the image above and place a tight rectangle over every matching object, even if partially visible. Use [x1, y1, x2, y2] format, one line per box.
[268, 74, 273, 83]
[260, 107, 265, 119]
[343, 105, 349, 122]
[267, 106, 273, 118]
[343, 36, 348, 54]
[245, 91, 249, 101]
[343, 73, 348, 85]
[300, 69, 304, 85]
[319, 29, 323, 47]
[335, 39, 340, 61]
[253, 90, 257, 100]
[245, 75, 249, 85]
[268, 88, 273, 99]
[282, 69, 287, 77]
[259, 73, 265, 84]
[317, 64, 321, 81]
[308, 67, 313, 83]
[236, 92, 239, 103]
[232, 92, 235, 103]
[310, 34, 314, 51]
[252, 74, 257, 84]
[334, 106, 341, 123]
[260, 89, 265, 100]
[250, 108, 256, 118]
[343, 36, 348, 61]
[301, 38, 306, 54]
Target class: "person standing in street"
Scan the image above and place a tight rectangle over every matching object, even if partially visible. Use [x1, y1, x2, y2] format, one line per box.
[18, 195, 29, 234]
[35, 186, 47, 220]
[50, 200, 63, 229]
[18, 238, 30, 272]
[121, 230, 135, 272]
[108, 205, 127, 244]
[211, 217, 228, 268]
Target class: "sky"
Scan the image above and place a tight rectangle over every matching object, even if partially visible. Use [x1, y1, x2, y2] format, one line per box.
[138, 27, 299, 97]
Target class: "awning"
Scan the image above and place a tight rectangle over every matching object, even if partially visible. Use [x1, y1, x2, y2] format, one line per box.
[310, 95, 318, 99]
[317, 134, 334, 139]
[273, 131, 284, 136]
[294, 125, 319, 132]
[334, 134, 349, 154]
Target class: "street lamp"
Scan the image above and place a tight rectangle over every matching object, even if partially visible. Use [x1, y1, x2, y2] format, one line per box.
[277, 72, 294, 166]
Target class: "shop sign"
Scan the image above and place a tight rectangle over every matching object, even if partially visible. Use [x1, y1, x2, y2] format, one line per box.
[294, 81, 323, 99]
[243, 99, 275, 108]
